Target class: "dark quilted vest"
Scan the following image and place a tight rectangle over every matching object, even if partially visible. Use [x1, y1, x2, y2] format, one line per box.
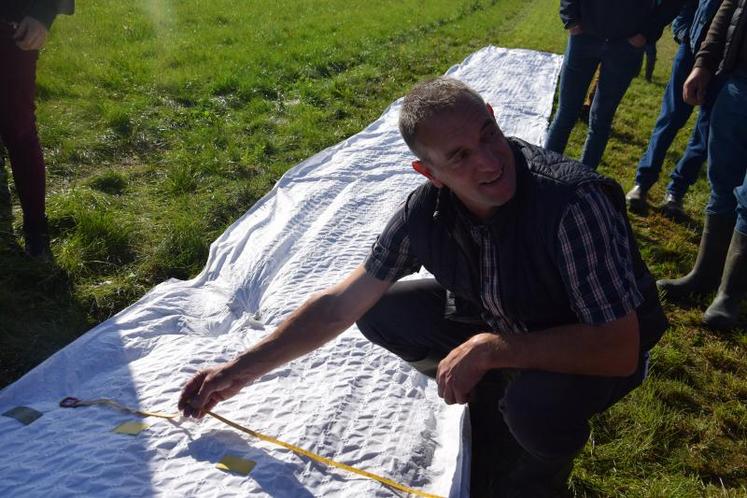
[405, 138, 667, 351]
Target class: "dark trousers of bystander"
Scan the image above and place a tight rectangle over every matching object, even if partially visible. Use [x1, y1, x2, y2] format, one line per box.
[0, 21, 46, 231]
[545, 33, 644, 170]
[707, 71, 747, 236]
[634, 40, 718, 199]
[357, 279, 648, 497]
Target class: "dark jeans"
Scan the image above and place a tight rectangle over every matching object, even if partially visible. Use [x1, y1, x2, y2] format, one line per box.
[0, 22, 46, 229]
[635, 40, 715, 199]
[642, 42, 656, 81]
[707, 72, 747, 236]
[545, 33, 644, 169]
[356, 279, 648, 483]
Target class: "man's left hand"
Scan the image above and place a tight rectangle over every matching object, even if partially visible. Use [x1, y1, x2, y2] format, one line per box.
[13, 17, 49, 51]
[436, 333, 498, 405]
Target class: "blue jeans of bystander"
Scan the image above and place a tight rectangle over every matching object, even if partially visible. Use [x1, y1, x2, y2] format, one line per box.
[707, 72, 747, 236]
[545, 33, 644, 169]
[635, 41, 717, 199]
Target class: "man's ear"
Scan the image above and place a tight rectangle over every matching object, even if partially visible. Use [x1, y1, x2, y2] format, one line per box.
[486, 103, 495, 117]
[412, 160, 444, 188]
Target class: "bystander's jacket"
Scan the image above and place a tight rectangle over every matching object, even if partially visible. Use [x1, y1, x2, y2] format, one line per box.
[560, 0, 688, 43]
[672, 0, 724, 52]
[695, 0, 747, 74]
[0, 0, 74, 29]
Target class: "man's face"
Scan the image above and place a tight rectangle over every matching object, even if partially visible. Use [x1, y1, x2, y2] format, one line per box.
[413, 99, 517, 220]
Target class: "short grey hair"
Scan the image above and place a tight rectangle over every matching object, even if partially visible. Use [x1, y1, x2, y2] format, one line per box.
[399, 77, 485, 160]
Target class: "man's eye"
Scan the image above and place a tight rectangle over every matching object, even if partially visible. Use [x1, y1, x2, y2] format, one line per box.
[452, 150, 469, 165]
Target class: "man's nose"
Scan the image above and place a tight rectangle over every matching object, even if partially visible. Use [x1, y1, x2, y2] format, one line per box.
[472, 146, 500, 172]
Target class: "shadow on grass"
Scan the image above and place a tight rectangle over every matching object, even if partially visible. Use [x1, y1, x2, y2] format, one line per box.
[0, 161, 93, 389]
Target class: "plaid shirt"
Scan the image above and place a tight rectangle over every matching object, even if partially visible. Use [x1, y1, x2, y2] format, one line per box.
[364, 183, 643, 331]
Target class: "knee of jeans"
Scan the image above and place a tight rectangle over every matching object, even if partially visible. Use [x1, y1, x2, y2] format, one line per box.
[735, 184, 747, 210]
[356, 308, 384, 346]
[501, 395, 589, 461]
[707, 188, 739, 215]
[587, 110, 613, 134]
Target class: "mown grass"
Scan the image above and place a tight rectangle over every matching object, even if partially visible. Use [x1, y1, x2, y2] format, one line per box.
[0, 0, 745, 495]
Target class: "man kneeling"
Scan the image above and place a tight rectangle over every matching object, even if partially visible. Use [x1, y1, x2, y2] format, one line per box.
[179, 77, 667, 497]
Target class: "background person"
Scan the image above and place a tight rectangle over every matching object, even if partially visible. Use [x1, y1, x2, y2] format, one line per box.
[626, 0, 723, 217]
[545, 0, 687, 170]
[658, 0, 747, 330]
[0, 0, 74, 258]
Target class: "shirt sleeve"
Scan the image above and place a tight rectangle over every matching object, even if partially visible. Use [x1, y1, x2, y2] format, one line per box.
[28, 0, 59, 29]
[556, 184, 643, 325]
[363, 204, 421, 282]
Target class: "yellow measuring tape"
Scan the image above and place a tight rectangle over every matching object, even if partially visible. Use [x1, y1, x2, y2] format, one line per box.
[59, 397, 444, 498]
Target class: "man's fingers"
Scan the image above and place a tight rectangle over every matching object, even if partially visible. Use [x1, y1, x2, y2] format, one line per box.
[27, 31, 44, 50]
[454, 387, 469, 405]
[13, 20, 29, 41]
[178, 371, 208, 415]
[19, 33, 36, 50]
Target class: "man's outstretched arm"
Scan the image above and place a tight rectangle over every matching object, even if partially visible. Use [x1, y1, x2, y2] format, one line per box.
[179, 265, 393, 418]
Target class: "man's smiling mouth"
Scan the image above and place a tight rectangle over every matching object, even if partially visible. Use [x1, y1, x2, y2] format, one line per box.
[479, 164, 504, 185]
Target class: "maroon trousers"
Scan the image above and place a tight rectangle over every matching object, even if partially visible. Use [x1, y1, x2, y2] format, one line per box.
[0, 21, 46, 229]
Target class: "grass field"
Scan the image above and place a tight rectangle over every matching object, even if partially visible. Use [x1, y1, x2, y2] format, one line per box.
[1, 0, 745, 495]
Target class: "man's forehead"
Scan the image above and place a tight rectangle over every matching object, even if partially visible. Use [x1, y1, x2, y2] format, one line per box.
[419, 100, 492, 140]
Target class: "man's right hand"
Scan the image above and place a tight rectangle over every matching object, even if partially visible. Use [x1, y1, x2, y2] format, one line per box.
[13, 16, 49, 50]
[178, 363, 256, 418]
[568, 23, 583, 36]
[683, 67, 712, 106]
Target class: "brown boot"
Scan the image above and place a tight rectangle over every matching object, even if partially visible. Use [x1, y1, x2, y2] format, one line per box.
[657, 213, 736, 300]
[704, 230, 747, 330]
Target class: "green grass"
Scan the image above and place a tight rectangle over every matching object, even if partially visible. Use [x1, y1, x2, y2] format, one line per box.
[1, 0, 745, 495]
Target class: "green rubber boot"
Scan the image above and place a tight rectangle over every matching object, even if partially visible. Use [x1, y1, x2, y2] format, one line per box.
[657, 213, 736, 300]
[704, 230, 747, 330]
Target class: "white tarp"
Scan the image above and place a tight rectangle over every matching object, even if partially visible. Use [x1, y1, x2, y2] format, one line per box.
[0, 47, 562, 498]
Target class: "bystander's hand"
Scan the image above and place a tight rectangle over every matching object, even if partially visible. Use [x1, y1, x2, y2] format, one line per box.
[178, 361, 258, 418]
[13, 16, 49, 50]
[683, 67, 712, 106]
[627, 33, 647, 48]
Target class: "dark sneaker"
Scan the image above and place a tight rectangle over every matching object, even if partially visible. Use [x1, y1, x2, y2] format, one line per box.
[23, 218, 52, 261]
[625, 185, 648, 215]
[661, 192, 685, 219]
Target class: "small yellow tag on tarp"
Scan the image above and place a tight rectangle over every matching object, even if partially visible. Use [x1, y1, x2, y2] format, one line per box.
[2, 406, 43, 425]
[113, 421, 149, 435]
[216, 455, 256, 476]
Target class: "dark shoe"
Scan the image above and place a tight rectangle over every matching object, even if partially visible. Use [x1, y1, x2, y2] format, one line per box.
[660, 192, 685, 219]
[499, 449, 573, 498]
[704, 230, 747, 330]
[625, 185, 648, 215]
[23, 217, 52, 261]
[657, 213, 736, 301]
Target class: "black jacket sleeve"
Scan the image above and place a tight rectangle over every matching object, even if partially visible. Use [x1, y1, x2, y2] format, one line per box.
[640, 0, 690, 43]
[28, 0, 74, 29]
[559, 0, 582, 29]
[28, 0, 58, 29]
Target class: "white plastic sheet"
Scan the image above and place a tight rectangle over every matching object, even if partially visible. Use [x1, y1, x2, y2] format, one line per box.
[0, 46, 562, 497]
